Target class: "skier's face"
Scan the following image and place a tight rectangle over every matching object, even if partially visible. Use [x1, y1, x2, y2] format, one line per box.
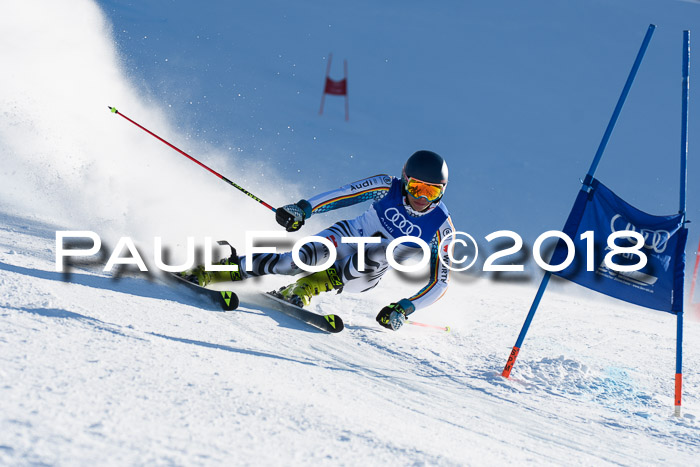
[407, 194, 432, 212]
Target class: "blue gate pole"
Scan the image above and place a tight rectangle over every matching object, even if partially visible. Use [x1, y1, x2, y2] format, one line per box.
[502, 272, 551, 377]
[675, 30, 690, 417]
[502, 25, 657, 378]
[583, 24, 656, 187]
[681, 30, 690, 218]
[675, 312, 684, 416]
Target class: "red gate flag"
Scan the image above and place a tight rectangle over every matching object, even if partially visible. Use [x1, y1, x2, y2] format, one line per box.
[324, 77, 347, 95]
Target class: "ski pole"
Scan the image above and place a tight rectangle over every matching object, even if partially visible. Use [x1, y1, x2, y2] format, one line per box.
[108, 106, 276, 212]
[407, 320, 450, 332]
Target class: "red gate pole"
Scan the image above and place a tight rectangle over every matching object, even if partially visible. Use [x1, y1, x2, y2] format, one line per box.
[319, 53, 333, 115]
[344, 59, 349, 121]
[688, 236, 700, 315]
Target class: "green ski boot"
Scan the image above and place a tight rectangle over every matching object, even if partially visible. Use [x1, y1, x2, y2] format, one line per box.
[279, 266, 343, 307]
[179, 248, 244, 287]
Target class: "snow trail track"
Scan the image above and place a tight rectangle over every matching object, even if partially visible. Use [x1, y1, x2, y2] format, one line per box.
[1, 210, 699, 465]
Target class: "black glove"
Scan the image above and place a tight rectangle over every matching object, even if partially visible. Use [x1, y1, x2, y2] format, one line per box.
[376, 299, 415, 331]
[275, 200, 312, 232]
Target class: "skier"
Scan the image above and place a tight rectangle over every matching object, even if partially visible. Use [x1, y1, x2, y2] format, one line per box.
[183, 150, 455, 331]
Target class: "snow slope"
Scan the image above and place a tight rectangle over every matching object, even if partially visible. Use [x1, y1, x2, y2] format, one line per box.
[2, 0, 700, 464]
[2, 203, 699, 465]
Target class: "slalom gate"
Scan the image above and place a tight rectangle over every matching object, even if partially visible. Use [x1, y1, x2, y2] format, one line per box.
[319, 52, 349, 121]
[501, 25, 691, 417]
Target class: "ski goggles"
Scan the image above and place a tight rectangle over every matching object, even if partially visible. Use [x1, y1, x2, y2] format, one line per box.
[405, 177, 445, 202]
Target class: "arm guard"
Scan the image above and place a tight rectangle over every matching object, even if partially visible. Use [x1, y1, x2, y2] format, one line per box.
[307, 174, 393, 215]
[405, 216, 455, 312]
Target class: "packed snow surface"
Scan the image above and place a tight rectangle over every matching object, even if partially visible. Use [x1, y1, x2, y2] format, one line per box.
[1, 212, 699, 465]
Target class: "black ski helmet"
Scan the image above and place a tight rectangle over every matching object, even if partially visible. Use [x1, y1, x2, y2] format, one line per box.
[402, 150, 448, 199]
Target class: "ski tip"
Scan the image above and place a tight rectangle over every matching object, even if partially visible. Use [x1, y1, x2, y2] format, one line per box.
[108, 106, 118, 113]
[325, 314, 344, 333]
[220, 290, 239, 311]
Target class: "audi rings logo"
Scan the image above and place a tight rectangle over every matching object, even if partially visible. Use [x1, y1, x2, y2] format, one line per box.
[384, 207, 422, 237]
[610, 214, 671, 253]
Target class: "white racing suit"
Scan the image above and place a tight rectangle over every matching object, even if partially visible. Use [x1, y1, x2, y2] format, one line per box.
[241, 174, 455, 313]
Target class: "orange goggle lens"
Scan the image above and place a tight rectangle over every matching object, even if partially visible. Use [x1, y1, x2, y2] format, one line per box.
[405, 178, 444, 202]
